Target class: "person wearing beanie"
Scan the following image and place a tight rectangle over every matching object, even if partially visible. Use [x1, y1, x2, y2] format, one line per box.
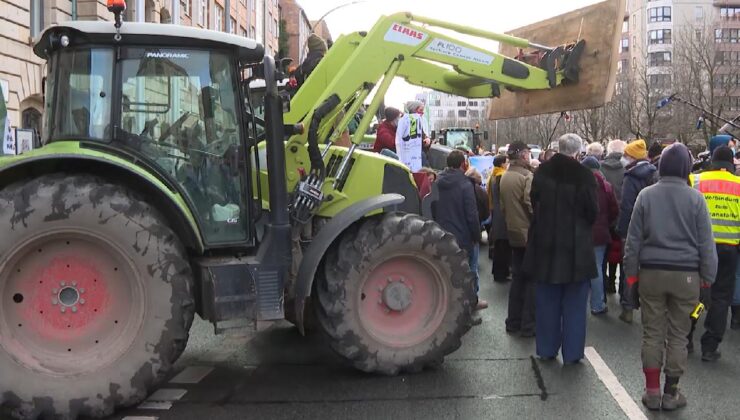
[293, 33, 328, 86]
[684, 145, 740, 363]
[709, 134, 734, 156]
[372, 107, 401, 154]
[395, 100, 430, 172]
[582, 155, 618, 315]
[487, 154, 512, 283]
[617, 139, 657, 324]
[624, 142, 717, 411]
[523, 133, 599, 363]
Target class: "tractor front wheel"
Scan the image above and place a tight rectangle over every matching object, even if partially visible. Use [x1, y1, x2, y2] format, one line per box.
[0, 174, 194, 419]
[315, 213, 475, 375]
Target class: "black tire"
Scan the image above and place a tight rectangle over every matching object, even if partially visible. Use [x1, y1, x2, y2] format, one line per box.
[0, 173, 194, 419]
[314, 212, 475, 375]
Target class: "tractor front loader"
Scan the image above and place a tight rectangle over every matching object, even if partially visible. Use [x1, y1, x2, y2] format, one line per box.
[0, 0, 624, 418]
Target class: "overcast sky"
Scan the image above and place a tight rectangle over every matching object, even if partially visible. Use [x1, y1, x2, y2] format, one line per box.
[297, 0, 603, 109]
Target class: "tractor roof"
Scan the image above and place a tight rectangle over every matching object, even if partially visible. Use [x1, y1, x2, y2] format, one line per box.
[34, 21, 265, 63]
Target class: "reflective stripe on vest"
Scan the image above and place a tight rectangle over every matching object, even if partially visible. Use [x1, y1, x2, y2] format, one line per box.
[691, 171, 740, 245]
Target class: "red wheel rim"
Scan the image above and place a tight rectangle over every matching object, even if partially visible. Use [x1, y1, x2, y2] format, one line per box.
[0, 229, 145, 375]
[358, 254, 448, 348]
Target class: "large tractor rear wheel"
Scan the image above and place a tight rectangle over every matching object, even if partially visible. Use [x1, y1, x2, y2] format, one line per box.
[315, 213, 475, 375]
[0, 174, 194, 419]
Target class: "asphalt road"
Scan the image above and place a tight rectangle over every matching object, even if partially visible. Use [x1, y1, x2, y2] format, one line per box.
[101, 256, 740, 420]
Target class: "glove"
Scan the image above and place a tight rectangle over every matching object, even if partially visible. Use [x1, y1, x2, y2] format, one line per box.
[627, 276, 640, 310]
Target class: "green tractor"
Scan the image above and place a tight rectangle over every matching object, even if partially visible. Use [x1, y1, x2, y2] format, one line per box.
[0, 0, 622, 417]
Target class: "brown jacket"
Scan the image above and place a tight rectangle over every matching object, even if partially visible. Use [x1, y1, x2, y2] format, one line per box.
[499, 160, 533, 247]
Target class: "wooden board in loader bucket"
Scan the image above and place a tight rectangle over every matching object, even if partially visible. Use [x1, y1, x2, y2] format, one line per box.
[488, 0, 626, 120]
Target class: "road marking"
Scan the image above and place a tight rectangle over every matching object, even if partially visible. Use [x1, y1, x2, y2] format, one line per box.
[584, 347, 648, 420]
[122, 417, 159, 420]
[169, 366, 214, 384]
[136, 401, 173, 410]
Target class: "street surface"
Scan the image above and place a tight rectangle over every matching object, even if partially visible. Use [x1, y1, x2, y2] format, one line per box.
[97, 257, 740, 419]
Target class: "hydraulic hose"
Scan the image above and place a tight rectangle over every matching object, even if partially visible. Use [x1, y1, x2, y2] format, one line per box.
[307, 94, 341, 178]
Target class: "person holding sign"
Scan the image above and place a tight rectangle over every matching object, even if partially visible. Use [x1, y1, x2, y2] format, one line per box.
[395, 100, 430, 172]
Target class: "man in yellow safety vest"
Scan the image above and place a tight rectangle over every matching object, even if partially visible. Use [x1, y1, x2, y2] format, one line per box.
[689, 145, 740, 362]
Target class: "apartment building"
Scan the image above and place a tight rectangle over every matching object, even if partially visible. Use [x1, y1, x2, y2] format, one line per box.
[0, 0, 279, 134]
[414, 90, 490, 133]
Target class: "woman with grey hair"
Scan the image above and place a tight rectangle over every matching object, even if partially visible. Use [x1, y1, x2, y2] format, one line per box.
[524, 133, 599, 363]
[586, 142, 605, 159]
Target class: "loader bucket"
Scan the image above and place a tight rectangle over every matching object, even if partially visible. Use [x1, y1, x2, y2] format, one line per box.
[488, 0, 626, 120]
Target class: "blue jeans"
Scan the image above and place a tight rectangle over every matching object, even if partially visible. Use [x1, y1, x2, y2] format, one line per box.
[590, 246, 607, 312]
[734, 258, 740, 306]
[469, 244, 480, 294]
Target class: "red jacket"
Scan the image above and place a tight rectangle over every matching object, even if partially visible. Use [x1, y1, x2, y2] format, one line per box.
[592, 171, 619, 246]
[373, 120, 397, 153]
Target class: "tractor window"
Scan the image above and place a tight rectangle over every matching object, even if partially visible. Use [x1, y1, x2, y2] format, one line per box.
[51, 49, 114, 140]
[119, 48, 249, 244]
[445, 131, 473, 149]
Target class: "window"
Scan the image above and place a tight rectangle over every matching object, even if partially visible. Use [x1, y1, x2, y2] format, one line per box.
[22, 108, 42, 137]
[469, 110, 479, 118]
[447, 110, 455, 118]
[181, 0, 190, 16]
[714, 74, 740, 89]
[717, 51, 740, 66]
[457, 100, 466, 107]
[230, 18, 237, 34]
[618, 59, 628, 73]
[721, 7, 740, 20]
[120, 48, 249, 243]
[622, 19, 629, 33]
[648, 29, 671, 45]
[716, 29, 740, 44]
[632, 14, 636, 28]
[469, 101, 478, 107]
[198, 0, 207, 26]
[632, 57, 637, 69]
[215, 5, 224, 31]
[240, 26, 247, 37]
[621, 38, 629, 52]
[648, 7, 671, 23]
[458, 110, 467, 118]
[648, 51, 671, 67]
[649, 74, 671, 90]
[30, 0, 44, 38]
[436, 109, 444, 118]
[695, 6, 703, 21]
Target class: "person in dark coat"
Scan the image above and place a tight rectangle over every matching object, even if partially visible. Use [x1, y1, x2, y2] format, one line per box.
[600, 139, 626, 295]
[293, 34, 327, 86]
[488, 155, 511, 282]
[582, 156, 619, 315]
[466, 167, 490, 310]
[524, 134, 598, 364]
[616, 139, 657, 323]
[372, 107, 401, 153]
[435, 150, 484, 311]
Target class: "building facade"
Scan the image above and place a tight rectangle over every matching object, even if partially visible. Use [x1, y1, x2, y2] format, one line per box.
[1, 0, 280, 134]
[279, 0, 311, 65]
[414, 91, 490, 133]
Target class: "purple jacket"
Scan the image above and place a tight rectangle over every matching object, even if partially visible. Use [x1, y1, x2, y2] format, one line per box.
[592, 171, 619, 246]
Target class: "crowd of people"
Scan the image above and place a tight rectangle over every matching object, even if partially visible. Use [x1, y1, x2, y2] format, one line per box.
[406, 130, 740, 413]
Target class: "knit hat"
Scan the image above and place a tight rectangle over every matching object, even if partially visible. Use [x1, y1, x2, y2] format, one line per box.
[624, 139, 648, 160]
[712, 145, 735, 164]
[709, 134, 733, 155]
[493, 154, 507, 167]
[307, 34, 327, 53]
[648, 142, 663, 160]
[659, 143, 692, 179]
[384, 107, 401, 121]
[581, 156, 601, 170]
[405, 100, 424, 113]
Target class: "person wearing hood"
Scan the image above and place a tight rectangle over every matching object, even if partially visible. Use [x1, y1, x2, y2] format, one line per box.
[395, 100, 431, 172]
[524, 134, 599, 363]
[434, 150, 486, 312]
[617, 139, 657, 323]
[601, 139, 627, 295]
[624, 143, 717, 411]
[582, 156, 619, 315]
[372, 107, 401, 154]
[487, 155, 512, 283]
[294, 33, 328, 86]
[686, 146, 740, 362]
[500, 141, 536, 337]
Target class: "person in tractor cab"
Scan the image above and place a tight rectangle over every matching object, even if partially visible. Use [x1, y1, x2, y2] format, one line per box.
[396, 100, 431, 172]
[293, 33, 327, 86]
[373, 107, 401, 154]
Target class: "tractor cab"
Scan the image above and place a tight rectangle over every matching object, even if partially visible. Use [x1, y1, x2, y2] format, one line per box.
[34, 20, 266, 247]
